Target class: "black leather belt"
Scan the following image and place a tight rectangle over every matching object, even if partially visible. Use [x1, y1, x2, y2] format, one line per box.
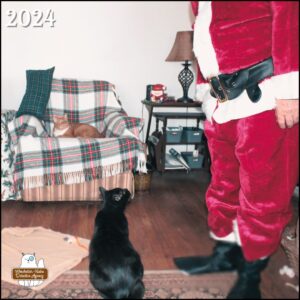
[209, 57, 274, 103]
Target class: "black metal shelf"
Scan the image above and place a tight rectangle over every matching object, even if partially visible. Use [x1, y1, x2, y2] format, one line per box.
[142, 99, 202, 108]
[165, 141, 203, 145]
[142, 100, 210, 173]
[153, 112, 206, 121]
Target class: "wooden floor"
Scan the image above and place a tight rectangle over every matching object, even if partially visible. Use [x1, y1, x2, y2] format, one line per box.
[2, 171, 299, 299]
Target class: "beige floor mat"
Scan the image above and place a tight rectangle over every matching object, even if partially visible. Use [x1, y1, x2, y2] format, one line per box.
[1, 227, 90, 290]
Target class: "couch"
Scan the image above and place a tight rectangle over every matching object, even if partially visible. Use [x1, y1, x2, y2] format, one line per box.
[1, 79, 146, 201]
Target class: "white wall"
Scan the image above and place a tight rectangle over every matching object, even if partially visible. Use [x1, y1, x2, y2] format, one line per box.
[1, 1, 196, 124]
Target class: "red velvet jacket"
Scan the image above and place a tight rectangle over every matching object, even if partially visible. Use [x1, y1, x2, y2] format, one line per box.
[191, 1, 299, 85]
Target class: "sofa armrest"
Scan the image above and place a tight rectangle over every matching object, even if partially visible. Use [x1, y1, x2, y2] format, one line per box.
[8, 114, 50, 146]
[104, 111, 144, 139]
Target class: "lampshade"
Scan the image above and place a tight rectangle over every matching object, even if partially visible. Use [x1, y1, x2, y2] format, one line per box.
[165, 31, 195, 62]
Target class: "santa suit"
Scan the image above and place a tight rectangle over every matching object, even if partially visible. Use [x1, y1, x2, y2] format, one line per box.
[191, 1, 299, 261]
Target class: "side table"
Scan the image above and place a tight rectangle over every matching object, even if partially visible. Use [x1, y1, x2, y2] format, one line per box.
[141, 100, 210, 172]
[142, 100, 203, 144]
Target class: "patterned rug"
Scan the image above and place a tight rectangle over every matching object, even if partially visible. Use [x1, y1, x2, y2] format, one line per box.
[2, 270, 237, 299]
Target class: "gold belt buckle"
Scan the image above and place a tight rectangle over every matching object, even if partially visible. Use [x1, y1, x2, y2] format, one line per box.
[208, 76, 228, 103]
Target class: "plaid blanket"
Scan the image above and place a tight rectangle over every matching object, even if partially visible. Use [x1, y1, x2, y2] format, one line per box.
[7, 79, 146, 192]
[44, 79, 122, 135]
[13, 135, 146, 191]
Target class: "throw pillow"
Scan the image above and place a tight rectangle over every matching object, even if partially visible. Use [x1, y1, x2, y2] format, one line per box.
[16, 67, 55, 119]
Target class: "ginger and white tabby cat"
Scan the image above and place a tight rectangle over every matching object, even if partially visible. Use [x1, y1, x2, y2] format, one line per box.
[53, 114, 104, 138]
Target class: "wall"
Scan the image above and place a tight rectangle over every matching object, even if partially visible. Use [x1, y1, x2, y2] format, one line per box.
[1, 1, 196, 125]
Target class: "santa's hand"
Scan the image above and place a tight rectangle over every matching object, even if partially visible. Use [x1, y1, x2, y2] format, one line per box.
[275, 99, 299, 129]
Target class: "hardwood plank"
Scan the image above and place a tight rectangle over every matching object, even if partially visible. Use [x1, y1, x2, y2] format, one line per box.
[49, 202, 73, 234]
[127, 193, 168, 269]
[1, 171, 298, 299]
[1, 201, 19, 228]
[69, 203, 90, 270]
[30, 202, 55, 229]
[2, 201, 36, 227]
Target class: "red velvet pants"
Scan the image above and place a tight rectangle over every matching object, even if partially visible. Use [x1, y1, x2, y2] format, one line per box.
[204, 109, 299, 261]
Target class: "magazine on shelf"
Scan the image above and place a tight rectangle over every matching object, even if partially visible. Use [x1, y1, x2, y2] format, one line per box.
[164, 153, 186, 170]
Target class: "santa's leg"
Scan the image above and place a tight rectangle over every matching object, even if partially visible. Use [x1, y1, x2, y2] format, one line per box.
[234, 110, 299, 260]
[227, 110, 299, 299]
[174, 117, 243, 274]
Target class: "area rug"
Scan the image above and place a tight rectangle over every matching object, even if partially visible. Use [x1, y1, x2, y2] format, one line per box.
[1, 270, 237, 299]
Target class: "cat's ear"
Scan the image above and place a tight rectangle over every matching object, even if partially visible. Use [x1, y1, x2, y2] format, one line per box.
[99, 187, 106, 201]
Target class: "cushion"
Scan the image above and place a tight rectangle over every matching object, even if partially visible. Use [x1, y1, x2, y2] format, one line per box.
[16, 67, 55, 119]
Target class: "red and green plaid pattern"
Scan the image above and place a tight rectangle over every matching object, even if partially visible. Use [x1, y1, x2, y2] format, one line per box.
[14, 136, 146, 191]
[105, 111, 144, 138]
[8, 115, 49, 146]
[43, 79, 123, 135]
[8, 78, 146, 192]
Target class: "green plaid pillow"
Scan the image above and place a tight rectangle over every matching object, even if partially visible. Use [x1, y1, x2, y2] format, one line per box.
[16, 67, 55, 119]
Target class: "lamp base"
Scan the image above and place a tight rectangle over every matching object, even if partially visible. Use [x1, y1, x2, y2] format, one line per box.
[177, 97, 194, 103]
[177, 61, 194, 104]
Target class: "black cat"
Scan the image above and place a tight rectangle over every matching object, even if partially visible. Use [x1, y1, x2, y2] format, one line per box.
[89, 187, 145, 299]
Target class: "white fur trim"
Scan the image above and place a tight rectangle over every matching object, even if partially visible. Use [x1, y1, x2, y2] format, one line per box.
[271, 71, 299, 100]
[198, 77, 276, 124]
[233, 219, 242, 246]
[209, 231, 237, 244]
[195, 83, 210, 102]
[192, 1, 284, 124]
[193, 1, 219, 79]
[209, 219, 242, 246]
[195, 83, 217, 123]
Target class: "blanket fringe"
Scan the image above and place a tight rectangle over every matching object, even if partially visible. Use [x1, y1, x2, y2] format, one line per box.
[136, 152, 147, 173]
[20, 154, 147, 191]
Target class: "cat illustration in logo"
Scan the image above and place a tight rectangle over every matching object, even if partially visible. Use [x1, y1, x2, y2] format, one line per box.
[18, 253, 44, 287]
